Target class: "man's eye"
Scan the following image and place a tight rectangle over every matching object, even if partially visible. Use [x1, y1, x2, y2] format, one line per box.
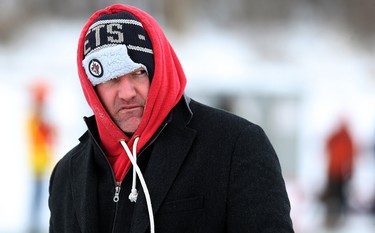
[134, 69, 147, 75]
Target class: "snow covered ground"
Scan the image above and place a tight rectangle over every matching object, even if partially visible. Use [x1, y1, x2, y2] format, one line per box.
[0, 16, 374, 232]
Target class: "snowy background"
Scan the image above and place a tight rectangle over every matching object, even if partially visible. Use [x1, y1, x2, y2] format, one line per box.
[1, 0, 375, 232]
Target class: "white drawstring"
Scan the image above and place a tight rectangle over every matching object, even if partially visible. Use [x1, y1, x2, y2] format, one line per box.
[120, 137, 155, 233]
[129, 137, 139, 202]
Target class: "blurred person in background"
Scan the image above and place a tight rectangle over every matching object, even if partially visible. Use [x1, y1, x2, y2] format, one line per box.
[48, 4, 294, 233]
[321, 120, 356, 227]
[26, 80, 56, 233]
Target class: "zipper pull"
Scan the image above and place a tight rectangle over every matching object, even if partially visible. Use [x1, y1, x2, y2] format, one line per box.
[113, 185, 121, 202]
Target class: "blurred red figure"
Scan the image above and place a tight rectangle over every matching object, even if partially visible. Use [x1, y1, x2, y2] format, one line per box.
[322, 120, 356, 226]
[26, 80, 56, 233]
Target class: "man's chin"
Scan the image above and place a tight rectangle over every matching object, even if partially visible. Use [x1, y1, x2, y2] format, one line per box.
[117, 118, 142, 134]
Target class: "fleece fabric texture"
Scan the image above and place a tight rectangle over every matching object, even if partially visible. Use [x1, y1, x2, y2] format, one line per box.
[77, 4, 186, 182]
[82, 45, 148, 86]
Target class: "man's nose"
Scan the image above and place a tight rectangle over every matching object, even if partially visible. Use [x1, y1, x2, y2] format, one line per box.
[117, 76, 136, 100]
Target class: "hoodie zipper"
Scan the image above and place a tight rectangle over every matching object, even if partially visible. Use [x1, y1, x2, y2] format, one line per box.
[113, 184, 121, 202]
[85, 126, 123, 233]
[111, 182, 122, 233]
[86, 127, 120, 198]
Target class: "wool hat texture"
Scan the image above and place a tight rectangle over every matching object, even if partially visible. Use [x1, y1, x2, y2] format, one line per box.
[82, 12, 154, 86]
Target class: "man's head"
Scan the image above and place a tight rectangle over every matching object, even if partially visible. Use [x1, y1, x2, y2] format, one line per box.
[95, 68, 150, 134]
[77, 4, 186, 155]
[82, 11, 154, 134]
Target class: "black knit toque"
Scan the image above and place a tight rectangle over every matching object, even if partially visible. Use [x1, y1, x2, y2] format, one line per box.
[83, 12, 154, 84]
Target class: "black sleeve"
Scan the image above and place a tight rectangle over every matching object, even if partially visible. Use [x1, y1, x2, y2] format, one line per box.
[227, 124, 294, 232]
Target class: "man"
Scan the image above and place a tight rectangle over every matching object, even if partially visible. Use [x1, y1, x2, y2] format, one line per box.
[49, 4, 294, 233]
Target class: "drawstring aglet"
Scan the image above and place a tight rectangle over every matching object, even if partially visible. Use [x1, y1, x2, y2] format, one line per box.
[129, 188, 138, 202]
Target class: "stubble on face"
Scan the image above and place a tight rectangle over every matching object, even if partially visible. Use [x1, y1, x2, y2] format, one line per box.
[111, 97, 146, 134]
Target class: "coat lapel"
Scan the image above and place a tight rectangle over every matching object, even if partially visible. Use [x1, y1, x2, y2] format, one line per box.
[130, 120, 196, 233]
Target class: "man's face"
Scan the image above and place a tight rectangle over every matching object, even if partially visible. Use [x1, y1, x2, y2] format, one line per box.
[96, 68, 150, 134]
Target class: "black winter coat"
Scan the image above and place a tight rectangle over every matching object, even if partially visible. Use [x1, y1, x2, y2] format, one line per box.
[49, 98, 294, 233]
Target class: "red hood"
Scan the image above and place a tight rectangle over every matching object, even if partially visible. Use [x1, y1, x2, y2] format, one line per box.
[77, 4, 186, 182]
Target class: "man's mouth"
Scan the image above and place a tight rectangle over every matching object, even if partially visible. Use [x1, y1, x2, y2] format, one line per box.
[118, 105, 143, 113]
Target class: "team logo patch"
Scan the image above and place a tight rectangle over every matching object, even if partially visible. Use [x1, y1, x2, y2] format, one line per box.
[88, 59, 103, 78]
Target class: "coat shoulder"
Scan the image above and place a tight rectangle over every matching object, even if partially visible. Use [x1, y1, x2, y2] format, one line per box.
[59, 131, 90, 163]
[51, 131, 91, 183]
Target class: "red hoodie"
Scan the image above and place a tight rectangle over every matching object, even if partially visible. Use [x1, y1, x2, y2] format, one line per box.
[77, 4, 187, 182]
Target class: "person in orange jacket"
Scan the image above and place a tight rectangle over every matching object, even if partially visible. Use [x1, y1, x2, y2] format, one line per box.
[26, 80, 55, 232]
[322, 120, 356, 226]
